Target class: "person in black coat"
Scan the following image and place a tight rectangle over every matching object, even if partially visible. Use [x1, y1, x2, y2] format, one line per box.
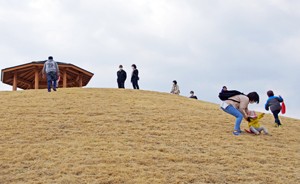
[117, 65, 127, 88]
[221, 86, 228, 92]
[189, 91, 198, 99]
[131, 64, 139, 89]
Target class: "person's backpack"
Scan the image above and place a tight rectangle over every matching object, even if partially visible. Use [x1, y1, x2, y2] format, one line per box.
[219, 90, 244, 103]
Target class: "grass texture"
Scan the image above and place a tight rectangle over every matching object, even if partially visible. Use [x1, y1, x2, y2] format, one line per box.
[0, 88, 299, 184]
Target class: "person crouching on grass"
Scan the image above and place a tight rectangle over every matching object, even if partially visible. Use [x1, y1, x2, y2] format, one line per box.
[221, 92, 260, 136]
[247, 111, 269, 135]
[170, 80, 180, 95]
[189, 91, 198, 99]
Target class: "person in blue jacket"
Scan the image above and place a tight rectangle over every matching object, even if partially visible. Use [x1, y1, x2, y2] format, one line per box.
[265, 90, 283, 127]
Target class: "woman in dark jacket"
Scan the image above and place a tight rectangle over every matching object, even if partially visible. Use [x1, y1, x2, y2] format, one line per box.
[131, 64, 139, 89]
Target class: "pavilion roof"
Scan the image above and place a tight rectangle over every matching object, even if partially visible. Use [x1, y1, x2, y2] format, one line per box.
[1, 61, 94, 90]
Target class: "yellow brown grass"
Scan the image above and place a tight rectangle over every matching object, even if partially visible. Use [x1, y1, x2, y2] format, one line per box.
[0, 88, 299, 184]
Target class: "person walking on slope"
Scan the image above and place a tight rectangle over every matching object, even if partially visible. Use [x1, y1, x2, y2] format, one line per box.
[220, 91, 260, 136]
[131, 64, 140, 89]
[265, 90, 284, 127]
[42, 56, 59, 92]
[117, 65, 127, 89]
[170, 80, 180, 95]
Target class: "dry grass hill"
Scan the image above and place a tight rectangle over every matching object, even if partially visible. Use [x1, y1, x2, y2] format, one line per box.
[0, 88, 299, 184]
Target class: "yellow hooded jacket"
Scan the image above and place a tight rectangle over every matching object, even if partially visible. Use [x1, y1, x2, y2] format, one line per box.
[248, 113, 265, 128]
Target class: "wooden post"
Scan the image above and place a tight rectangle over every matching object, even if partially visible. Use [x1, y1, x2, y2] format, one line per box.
[79, 74, 83, 87]
[63, 70, 67, 88]
[34, 68, 39, 89]
[13, 72, 17, 91]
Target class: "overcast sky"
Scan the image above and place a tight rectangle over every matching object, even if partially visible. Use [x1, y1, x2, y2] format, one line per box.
[0, 0, 299, 119]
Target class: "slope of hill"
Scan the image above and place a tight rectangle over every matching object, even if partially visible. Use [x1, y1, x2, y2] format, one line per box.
[0, 88, 299, 184]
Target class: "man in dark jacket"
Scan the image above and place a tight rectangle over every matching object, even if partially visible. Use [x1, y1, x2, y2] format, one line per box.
[117, 65, 127, 88]
[131, 64, 139, 89]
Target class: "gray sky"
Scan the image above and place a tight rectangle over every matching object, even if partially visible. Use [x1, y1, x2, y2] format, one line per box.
[0, 0, 299, 119]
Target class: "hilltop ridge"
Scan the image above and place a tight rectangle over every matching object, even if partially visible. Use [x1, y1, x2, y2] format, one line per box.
[0, 88, 299, 184]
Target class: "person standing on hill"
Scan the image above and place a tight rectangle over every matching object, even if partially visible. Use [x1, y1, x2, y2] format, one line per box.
[170, 80, 180, 95]
[220, 91, 260, 136]
[265, 90, 284, 127]
[117, 65, 127, 89]
[42, 56, 59, 92]
[131, 64, 139, 89]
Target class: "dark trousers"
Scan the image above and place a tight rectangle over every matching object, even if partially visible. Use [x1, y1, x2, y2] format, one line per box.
[132, 80, 139, 89]
[118, 81, 125, 89]
[47, 72, 57, 92]
[272, 110, 281, 125]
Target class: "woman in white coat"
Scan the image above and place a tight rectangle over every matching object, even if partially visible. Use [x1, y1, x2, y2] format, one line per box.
[170, 80, 180, 95]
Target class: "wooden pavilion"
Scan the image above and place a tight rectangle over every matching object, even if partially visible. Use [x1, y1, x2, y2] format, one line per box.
[1, 61, 94, 91]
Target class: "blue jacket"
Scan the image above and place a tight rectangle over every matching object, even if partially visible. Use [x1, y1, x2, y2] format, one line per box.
[265, 96, 283, 112]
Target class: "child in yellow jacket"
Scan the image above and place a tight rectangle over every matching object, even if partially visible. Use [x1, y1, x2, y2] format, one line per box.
[247, 111, 269, 135]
